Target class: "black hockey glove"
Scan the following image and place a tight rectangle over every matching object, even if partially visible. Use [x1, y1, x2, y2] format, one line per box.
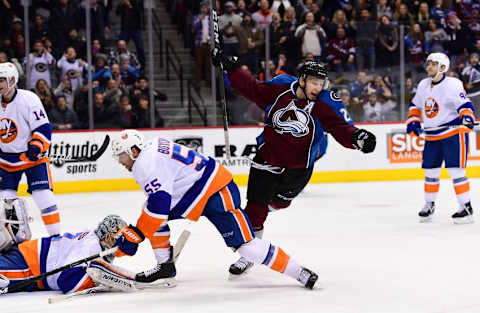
[211, 48, 240, 73]
[352, 129, 376, 153]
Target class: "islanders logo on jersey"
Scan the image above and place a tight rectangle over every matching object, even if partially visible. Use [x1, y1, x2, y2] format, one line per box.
[424, 97, 439, 119]
[0, 118, 18, 143]
[271, 101, 310, 137]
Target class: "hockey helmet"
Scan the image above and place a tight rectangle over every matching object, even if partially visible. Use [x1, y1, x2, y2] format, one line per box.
[0, 62, 19, 95]
[425, 52, 450, 74]
[298, 61, 329, 90]
[111, 129, 145, 160]
[95, 214, 127, 249]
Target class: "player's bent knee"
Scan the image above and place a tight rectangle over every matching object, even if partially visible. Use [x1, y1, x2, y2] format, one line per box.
[447, 167, 466, 179]
[237, 238, 271, 264]
[32, 189, 56, 209]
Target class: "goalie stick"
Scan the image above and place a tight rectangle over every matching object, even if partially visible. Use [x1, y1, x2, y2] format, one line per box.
[0, 247, 117, 294]
[47, 229, 191, 304]
[0, 135, 110, 163]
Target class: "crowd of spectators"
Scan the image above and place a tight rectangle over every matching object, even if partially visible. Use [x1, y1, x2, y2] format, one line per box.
[0, 0, 165, 129]
[187, 0, 480, 123]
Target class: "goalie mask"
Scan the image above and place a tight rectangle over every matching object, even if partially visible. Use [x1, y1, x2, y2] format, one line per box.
[95, 214, 127, 250]
[0, 199, 32, 252]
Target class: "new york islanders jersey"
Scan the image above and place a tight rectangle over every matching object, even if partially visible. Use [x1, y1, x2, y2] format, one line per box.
[409, 76, 475, 141]
[132, 138, 232, 239]
[0, 89, 51, 171]
[18, 230, 100, 293]
[227, 69, 356, 168]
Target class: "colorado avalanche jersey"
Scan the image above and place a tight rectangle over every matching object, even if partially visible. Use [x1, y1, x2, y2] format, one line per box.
[132, 138, 232, 239]
[0, 89, 51, 171]
[18, 230, 100, 293]
[56, 56, 87, 91]
[25, 52, 55, 87]
[227, 69, 356, 169]
[410, 76, 474, 141]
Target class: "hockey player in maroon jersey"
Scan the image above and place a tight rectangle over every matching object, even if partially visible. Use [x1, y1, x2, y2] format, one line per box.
[212, 51, 376, 276]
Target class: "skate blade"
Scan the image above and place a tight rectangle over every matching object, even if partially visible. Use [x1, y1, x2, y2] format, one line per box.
[419, 216, 433, 223]
[135, 278, 177, 289]
[453, 215, 474, 224]
[228, 268, 253, 281]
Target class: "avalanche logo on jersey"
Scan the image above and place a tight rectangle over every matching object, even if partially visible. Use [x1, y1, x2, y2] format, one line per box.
[272, 100, 310, 137]
[66, 69, 78, 79]
[424, 97, 439, 119]
[0, 118, 18, 143]
[35, 62, 47, 72]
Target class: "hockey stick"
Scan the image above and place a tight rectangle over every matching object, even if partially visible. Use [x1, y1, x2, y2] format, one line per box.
[424, 123, 479, 132]
[48, 231, 190, 304]
[173, 229, 191, 261]
[0, 247, 117, 294]
[210, 0, 231, 160]
[48, 285, 108, 304]
[0, 135, 110, 163]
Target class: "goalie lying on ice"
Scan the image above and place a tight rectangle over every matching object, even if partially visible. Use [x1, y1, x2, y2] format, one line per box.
[0, 210, 136, 294]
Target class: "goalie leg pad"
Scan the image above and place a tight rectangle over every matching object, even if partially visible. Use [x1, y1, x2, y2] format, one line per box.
[0, 274, 9, 288]
[87, 260, 138, 292]
[4, 198, 32, 243]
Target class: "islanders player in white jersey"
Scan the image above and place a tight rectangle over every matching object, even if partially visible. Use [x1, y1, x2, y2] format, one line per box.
[0, 62, 61, 235]
[0, 213, 128, 294]
[407, 52, 476, 223]
[111, 130, 319, 289]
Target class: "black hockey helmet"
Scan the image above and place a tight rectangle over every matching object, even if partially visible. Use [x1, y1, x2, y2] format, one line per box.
[298, 61, 328, 81]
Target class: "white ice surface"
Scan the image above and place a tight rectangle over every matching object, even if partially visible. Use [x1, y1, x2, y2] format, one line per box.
[3, 180, 480, 313]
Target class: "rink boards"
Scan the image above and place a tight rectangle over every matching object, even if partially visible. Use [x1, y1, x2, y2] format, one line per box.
[17, 123, 480, 194]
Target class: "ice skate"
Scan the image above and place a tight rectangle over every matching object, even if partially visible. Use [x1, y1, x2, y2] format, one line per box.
[297, 267, 319, 289]
[136, 247, 176, 283]
[228, 256, 254, 279]
[418, 202, 435, 223]
[452, 202, 474, 224]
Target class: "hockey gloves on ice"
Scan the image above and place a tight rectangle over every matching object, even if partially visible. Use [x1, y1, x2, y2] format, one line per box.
[20, 139, 43, 162]
[115, 225, 145, 257]
[407, 121, 422, 137]
[352, 129, 376, 153]
[461, 114, 475, 129]
[211, 48, 240, 73]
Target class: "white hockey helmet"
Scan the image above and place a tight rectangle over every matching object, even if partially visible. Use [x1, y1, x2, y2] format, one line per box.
[111, 129, 145, 160]
[0, 62, 19, 95]
[426, 52, 450, 75]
